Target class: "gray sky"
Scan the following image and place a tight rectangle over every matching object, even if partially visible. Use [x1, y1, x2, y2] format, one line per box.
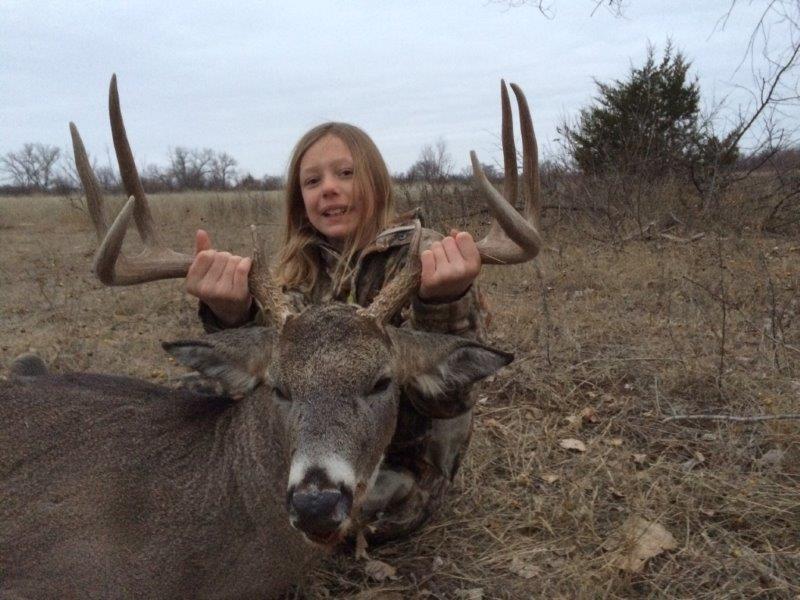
[0, 1, 792, 178]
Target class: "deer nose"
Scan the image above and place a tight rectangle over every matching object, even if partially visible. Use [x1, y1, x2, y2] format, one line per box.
[289, 489, 351, 537]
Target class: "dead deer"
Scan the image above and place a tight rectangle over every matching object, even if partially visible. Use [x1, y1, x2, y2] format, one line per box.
[0, 76, 542, 599]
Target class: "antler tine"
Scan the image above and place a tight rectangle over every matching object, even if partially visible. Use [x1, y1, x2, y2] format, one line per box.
[501, 80, 519, 210]
[71, 75, 194, 285]
[248, 225, 295, 328]
[70, 122, 111, 241]
[358, 221, 422, 324]
[470, 80, 543, 265]
[109, 74, 161, 248]
[511, 82, 541, 231]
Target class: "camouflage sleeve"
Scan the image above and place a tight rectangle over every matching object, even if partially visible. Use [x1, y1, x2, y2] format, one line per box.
[197, 301, 261, 334]
[408, 287, 488, 342]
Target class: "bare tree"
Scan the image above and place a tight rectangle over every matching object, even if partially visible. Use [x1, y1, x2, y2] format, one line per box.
[1, 143, 61, 190]
[406, 138, 453, 183]
[690, 1, 800, 223]
[493, 0, 625, 18]
[167, 147, 216, 190]
[209, 151, 238, 190]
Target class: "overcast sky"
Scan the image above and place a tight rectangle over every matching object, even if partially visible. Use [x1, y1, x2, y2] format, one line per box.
[1, 1, 793, 178]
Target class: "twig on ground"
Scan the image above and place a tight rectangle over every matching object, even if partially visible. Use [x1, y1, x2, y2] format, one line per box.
[663, 413, 800, 423]
[658, 232, 706, 243]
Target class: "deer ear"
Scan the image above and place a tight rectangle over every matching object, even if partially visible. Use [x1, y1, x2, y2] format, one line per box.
[162, 326, 276, 399]
[389, 329, 513, 418]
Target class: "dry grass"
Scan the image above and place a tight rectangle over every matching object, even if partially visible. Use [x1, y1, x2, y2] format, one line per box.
[1, 192, 798, 599]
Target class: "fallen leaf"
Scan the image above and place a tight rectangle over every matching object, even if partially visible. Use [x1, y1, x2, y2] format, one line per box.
[541, 473, 560, 484]
[632, 453, 647, 464]
[683, 451, 706, 471]
[432, 555, 445, 570]
[514, 473, 532, 486]
[365, 559, 398, 582]
[756, 448, 785, 468]
[483, 418, 507, 436]
[606, 437, 624, 447]
[559, 438, 587, 452]
[454, 589, 484, 600]
[508, 556, 541, 579]
[605, 517, 677, 572]
[580, 406, 599, 423]
[565, 414, 582, 427]
[610, 487, 625, 499]
[699, 508, 716, 517]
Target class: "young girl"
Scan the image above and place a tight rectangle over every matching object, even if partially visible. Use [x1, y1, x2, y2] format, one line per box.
[186, 122, 489, 541]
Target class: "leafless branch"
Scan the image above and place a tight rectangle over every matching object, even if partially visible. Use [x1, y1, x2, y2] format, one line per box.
[664, 413, 800, 423]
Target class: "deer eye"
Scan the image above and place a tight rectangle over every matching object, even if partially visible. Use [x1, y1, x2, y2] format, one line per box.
[369, 377, 392, 396]
[273, 386, 291, 402]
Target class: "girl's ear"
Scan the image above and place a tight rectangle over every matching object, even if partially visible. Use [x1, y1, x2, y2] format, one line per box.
[387, 328, 513, 418]
[162, 326, 276, 399]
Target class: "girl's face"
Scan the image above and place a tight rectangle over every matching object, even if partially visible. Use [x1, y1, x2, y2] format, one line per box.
[299, 134, 361, 249]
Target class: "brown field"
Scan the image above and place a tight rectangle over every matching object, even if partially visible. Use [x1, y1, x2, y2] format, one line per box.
[1, 191, 798, 598]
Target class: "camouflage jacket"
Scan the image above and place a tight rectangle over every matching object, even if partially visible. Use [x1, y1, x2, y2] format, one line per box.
[198, 214, 489, 542]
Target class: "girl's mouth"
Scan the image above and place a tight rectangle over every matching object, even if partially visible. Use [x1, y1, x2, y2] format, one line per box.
[322, 206, 349, 217]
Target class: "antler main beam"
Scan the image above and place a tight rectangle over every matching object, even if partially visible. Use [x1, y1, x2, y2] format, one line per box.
[470, 80, 543, 265]
[71, 76, 291, 328]
[70, 76, 193, 285]
[365, 80, 545, 324]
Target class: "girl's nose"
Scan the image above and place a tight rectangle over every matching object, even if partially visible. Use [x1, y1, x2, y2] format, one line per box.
[321, 173, 339, 196]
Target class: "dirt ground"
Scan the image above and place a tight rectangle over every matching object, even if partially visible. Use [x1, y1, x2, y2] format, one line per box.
[1, 192, 798, 598]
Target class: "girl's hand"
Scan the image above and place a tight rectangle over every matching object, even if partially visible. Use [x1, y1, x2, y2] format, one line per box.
[186, 230, 253, 326]
[419, 230, 482, 302]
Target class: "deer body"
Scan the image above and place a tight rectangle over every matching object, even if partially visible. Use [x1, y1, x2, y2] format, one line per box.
[1, 373, 310, 598]
[1, 305, 513, 598]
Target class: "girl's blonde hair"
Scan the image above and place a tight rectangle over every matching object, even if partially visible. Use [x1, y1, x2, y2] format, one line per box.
[275, 122, 395, 292]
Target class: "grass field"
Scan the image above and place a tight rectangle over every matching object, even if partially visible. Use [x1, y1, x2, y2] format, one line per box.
[1, 191, 798, 598]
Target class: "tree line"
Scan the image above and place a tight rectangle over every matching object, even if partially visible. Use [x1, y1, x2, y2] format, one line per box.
[4, 39, 798, 229]
[0, 137, 500, 196]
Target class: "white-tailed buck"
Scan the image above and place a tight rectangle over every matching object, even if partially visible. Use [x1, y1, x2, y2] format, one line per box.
[0, 76, 542, 598]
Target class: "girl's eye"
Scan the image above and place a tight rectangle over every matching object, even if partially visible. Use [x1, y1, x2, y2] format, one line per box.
[369, 377, 392, 396]
[340, 168, 353, 177]
[304, 177, 319, 187]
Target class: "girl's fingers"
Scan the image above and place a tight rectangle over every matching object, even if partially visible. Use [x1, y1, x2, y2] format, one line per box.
[205, 252, 231, 285]
[430, 241, 448, 273]
[221, 256, 240, 293]
[455, 231, 481, 271]
[195, 229, 212, 254]
[232, 257, 252, 298]
[440, 236, 465, 269]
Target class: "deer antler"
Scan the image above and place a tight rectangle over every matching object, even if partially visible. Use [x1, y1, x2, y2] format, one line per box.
[71, 75, 294, 328]
[471, 80, 542, 264]
[357, 221, 422, 323]
[365, 80, 543, 323]
[249, 225, 295, 327]
[70, 75, 194, 285]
